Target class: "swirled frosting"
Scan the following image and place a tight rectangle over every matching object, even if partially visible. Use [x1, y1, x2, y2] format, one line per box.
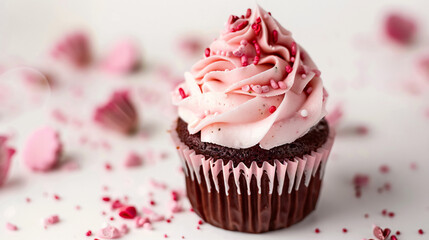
[172, 5, 328, 150]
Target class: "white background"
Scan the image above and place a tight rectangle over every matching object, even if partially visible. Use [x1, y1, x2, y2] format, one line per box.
[1, 0, 429, 239]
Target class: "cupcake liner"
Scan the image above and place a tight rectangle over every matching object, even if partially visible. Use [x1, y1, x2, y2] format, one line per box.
[171, 121, 335, 233]
[171, 122, 335, 196]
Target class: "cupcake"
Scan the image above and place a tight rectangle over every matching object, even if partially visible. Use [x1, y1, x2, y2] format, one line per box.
[171, 5, 334, 233]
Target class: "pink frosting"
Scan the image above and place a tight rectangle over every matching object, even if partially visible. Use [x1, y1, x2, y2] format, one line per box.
[172, 5, 327, 149]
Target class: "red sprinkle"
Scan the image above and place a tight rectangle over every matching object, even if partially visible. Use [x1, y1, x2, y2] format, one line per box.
[118, 206, 137, 219]
[150, 200, 156, 206]
[105, 163, 112, 171]
[342, 228, 348, 233]
[54, 195, 61, 201]
[272, 30, 278, 44]
[204, 48, 210, 57]
[198, 220, 203, 225]
[382, 209, 387, 216]
[285, 65, 292, 73]
[102, 196, 111, 202]
[291, 42, 297, 56]
[391, 235, 398, 240]
[86, 230, 92, 236]
[232, 20, 249, 32]
[166, 219, 171, 223]
[164, 234, 168, 238]
[396, 231, 401, 235]
[379, 165, 390, 174]
[245, 8, 252, 18]
[315, 228, 320, 233]
[364, 213, 369, 218]
[388, 212, 395, 218]
[228, 15, 239, 24]
[178, 88, 187, 99]
[269, 106, 277, 114]
[419, 229, 424, 234]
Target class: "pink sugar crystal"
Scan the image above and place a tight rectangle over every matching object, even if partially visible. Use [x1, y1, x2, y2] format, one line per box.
[6, 222, 18, 231]
[44, 215, 60, 226]
[23, 127, 62, 172]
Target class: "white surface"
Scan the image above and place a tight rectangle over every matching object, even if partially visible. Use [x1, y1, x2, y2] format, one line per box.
[1, 0, 429, 239]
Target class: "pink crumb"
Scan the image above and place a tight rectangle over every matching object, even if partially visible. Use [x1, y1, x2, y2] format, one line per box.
[6, 222, 18, 231]
[22, 127, 62, 172]
[124, 152, 143, 168]
[384, 12, 417, 45]
[353, 174, 370, 188]
[97, 225, 121, 239]
[100, 40, 140, 74]
[379, 165, 390, 174]
[0, 136, 16, 187]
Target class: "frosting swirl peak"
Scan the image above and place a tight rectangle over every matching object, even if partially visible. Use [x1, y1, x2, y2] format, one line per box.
[173, 5, 327, 150]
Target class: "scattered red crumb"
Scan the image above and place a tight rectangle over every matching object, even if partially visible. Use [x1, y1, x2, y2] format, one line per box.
[342, 228, 348, 233]
[391, 235, 398, 240]
[110, 217, 115, 221]
[105, 163, 112, 171]
[384, 12, 417, 45]
[410, 162, 418, 170]
[379, 165, 390, 174]
[315, 228, 320, 233]
[198, 220, 203, 225]
[6, 222, 18, 231]
[388, 212, 395, 218]
[197, 226, 200, 230]
[166, 219, 171, 223]
[75, 205, 81, 210]
[102, 196, 111, 202]
[178, 88, 187, 99]
[26, 197, 31, 203]
[364, 213, 369, 218]
[419, 229, 424, 234]
[355, 125, 369, 135]
[86, 230, 92, 236]
[396, 231, 401, 235]
[150, 200, 156, 206]
[353, 174, 370, 187]
[54, 194, 61, 200]
[164, 234, 168, 238]
[190, 208, 194, 212]
[382, 209, 387, 216]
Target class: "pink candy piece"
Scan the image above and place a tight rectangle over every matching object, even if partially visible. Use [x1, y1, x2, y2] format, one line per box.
[44, 215, 60, 226]
[120, 224, 129, 235]
[94, 90, 138, 134]
[51, 31, 91, 67]
[23, 127, 62, 172]
[0, 136, 15, 187]
[6, 223, 18, 231]
[384, 13, 417, 45]
[98, 225, 121, 239]
[135, 216, 151, 228]
[101, 40, 140, 74]
[169, 200, 183, 214]
[124, 152, 143, 168]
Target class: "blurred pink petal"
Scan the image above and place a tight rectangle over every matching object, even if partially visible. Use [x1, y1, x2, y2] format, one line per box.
[101, 40, 140, 74]
[93, 90, 138, 134]
[51, 31, 91, 67]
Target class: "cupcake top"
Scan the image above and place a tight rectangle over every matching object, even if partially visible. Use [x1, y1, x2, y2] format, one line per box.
[172, 5, 327, 150]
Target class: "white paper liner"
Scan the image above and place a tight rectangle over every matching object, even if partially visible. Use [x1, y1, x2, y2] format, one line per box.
[171, 121, 335, 195]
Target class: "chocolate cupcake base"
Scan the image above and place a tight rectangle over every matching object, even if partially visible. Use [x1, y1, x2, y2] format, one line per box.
[171, 119, 335, 233]
[186, 164, 323, 233]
